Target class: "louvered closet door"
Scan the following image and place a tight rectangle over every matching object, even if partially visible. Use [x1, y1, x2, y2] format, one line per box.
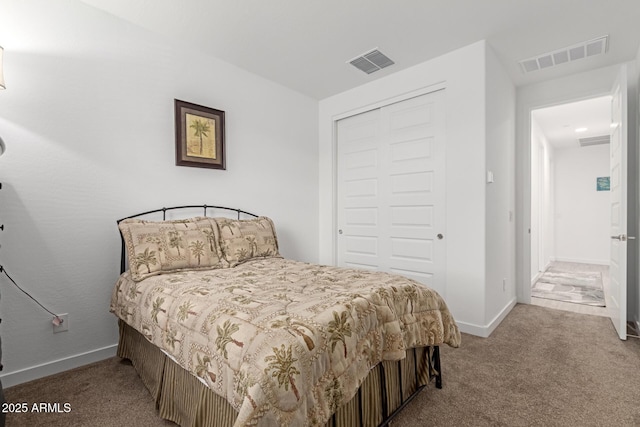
[337, 90, 446, 294]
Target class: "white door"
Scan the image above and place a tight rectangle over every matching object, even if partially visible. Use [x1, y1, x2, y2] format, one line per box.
[336, 90, 446, 294]
[336, 108, 382, 271]
[607, 65, 628, 340]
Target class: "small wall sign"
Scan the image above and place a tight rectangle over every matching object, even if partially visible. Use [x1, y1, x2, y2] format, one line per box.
[596, 176, 610, 191]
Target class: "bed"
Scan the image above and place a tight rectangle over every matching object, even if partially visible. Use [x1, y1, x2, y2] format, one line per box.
[110, 205, 460, 427]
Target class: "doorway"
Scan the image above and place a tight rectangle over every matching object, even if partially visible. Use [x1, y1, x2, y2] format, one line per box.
[529, 96, 611, 317]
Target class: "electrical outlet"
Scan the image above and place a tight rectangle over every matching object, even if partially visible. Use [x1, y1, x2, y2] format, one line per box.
[53, 314, 68, 333]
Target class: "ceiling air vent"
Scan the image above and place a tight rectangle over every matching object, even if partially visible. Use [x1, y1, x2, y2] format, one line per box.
[518, 35, 608, 74]
[349, 48, 395, 74]
[579, 135, 610, 147]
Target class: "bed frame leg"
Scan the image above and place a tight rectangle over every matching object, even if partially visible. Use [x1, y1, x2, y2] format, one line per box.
[432, 346, 442, 389]
[377, 348, 429, 427]
[379, 362, 388, 421]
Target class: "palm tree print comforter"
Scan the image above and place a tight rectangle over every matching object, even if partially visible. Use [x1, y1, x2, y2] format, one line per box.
[111, 257, 461, 426]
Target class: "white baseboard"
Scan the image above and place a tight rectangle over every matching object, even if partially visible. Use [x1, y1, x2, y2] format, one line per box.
[456, 321, 491, 337]
[0, 344, 117, 388]
[530, 261, 554, 286]
[455, 298, 517, 338]
[531, 271, 542, 286]
[531, 260, 554, 286]
[553, 257, 609, 266]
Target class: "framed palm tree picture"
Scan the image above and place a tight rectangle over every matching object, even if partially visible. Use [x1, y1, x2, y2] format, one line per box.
[175, 99, 226, 169]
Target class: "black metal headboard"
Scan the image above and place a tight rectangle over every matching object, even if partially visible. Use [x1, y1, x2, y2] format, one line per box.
[117, 204, 259, 274]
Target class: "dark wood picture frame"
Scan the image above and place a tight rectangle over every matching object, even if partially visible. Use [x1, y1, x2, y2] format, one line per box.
[175, 99, 226, 170]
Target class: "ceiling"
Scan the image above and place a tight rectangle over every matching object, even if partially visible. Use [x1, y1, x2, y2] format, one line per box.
[532, 96, 612, 150]
[79, 0, 640, 100]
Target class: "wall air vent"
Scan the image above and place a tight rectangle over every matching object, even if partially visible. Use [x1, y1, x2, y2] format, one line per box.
[348, 48, 395, 74]
[518, 35, 608, 74]
[579, 135, 610, 147]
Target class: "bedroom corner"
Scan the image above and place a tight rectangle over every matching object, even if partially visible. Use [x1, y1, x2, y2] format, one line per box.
[0, 0, 319, 388]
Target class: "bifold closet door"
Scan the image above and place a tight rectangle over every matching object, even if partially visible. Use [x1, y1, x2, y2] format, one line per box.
[336, 90, 446, 294]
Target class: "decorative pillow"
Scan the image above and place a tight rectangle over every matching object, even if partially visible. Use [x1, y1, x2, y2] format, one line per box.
[119, 216, 224, 281]
[215, 216, 280, 266]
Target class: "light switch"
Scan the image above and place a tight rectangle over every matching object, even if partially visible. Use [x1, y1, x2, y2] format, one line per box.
[487, 171, 494, 183]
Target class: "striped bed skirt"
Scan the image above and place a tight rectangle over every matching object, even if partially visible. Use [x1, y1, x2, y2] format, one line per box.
[117, 320, 437, 427]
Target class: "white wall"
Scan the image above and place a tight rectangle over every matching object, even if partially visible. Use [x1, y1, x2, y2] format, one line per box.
[553, 144, 611, 264]
[319, 40, 515, 336]
[484, 45, 517, 328]
[0, 0, 319, 386]
[530, 117, 555, 280]
[530, 119, 542, 279]
[541, 133, 555, 273]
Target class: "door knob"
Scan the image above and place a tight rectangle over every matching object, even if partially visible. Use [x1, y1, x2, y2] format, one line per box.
[338, 229, 343, 235]
[610, 234, 632, 241]
[437, 233, 443, 240]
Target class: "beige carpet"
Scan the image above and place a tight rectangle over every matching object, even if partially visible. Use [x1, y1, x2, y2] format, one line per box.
[5, 304, 640, 426]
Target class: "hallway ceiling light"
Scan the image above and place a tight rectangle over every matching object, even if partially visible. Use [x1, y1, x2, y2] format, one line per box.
[518, 35, 608, 74]
[575, 127, 588, 133]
